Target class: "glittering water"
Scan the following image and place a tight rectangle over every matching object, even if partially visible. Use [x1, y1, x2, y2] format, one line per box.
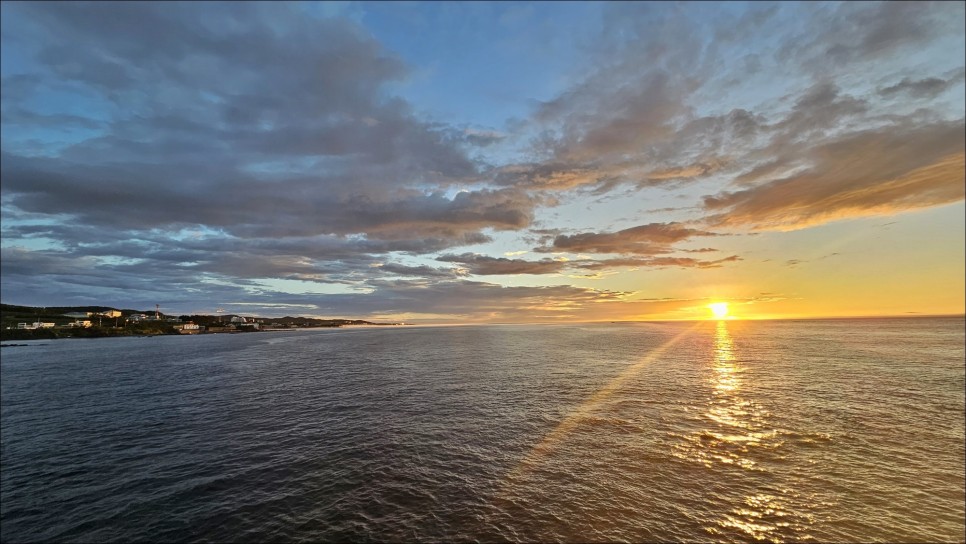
[2, 318, 964, 543]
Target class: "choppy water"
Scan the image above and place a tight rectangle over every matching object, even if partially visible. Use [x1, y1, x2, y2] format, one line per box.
[1, 318, 964, 543]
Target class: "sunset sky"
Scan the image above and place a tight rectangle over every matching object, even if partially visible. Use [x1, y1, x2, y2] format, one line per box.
[1, 1, 964, 322]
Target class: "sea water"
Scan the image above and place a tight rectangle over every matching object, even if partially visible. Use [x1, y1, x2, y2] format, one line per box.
[1, 317, 963, 542]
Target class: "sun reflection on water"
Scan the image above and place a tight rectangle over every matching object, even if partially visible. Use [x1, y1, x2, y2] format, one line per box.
[673, 321, 769, 468]
[712, 493, 802, 544]
[670, 321, 809, 542]
[713, 322, 739, 395]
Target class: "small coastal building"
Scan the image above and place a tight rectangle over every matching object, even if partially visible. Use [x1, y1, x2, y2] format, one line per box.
[17, 322, 56, 329]
[69, 320, 93, 328]
[174, 322, 203, 334]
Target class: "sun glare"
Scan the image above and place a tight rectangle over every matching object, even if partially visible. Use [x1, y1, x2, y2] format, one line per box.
[708, 302, 729, 319]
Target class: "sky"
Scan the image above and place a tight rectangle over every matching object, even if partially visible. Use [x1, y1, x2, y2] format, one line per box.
[1, 1, 964, 322]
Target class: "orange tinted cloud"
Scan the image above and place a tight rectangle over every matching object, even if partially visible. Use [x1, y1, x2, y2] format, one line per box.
[541, 222, 719, 255]
[704, 121, 965, 231]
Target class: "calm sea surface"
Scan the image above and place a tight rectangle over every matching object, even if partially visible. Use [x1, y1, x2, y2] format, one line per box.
[1, 318, 964, 543]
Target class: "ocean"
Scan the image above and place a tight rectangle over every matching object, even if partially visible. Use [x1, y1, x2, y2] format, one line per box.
[1, 318, 963, 542]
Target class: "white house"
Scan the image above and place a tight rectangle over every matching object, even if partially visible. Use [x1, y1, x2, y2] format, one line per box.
[174, 322, 203, 334]
[17, 322, 56, 330]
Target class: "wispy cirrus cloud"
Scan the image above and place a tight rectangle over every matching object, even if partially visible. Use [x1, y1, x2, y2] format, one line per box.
[703, 120, 966, 231]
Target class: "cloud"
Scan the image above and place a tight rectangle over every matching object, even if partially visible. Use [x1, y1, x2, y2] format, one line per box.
[772, 82, 868, 135]
[294, 279, 633, 322]
[2, 2, 963, 318]
[0, 150, 539, 244]
[3, 243, 705, 321]
[437, 253, 568, 275]
[490, 2, 963, 209]
[539, 222, 718, 255]
[575, 255, 741, 270]
[437, 251, 742, 276]
[785, 2, 964, 72]
[879, 70, 965, 99]
[373, 262, 463, 279]
[0, 232, 470, 313]
[459, 128, 507, 147]
[1, 107, 105, 131]
[0, 2, 529, 253]
[703, 120, 966, 230]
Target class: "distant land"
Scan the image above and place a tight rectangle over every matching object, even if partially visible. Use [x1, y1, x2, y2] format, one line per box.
[0, 303, 401, 342]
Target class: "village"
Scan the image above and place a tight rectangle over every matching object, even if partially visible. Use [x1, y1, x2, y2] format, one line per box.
[11, 305, 267, 335]
[1, 303, 389, 341]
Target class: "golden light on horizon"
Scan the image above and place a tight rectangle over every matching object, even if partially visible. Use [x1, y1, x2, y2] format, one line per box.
[709, 302, 730, 320]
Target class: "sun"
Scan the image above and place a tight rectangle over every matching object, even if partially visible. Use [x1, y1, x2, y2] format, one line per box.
[708, 302, 729, 319]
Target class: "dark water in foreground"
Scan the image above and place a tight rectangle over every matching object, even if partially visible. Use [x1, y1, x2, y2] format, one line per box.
[1, 318, 964, 543]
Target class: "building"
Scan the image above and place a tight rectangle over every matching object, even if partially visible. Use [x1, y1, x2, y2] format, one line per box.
[64, 310, 121, 320]
[69, 320, 93, 328]
[174, 323, 203, 334]
[17, 322, 55, 330]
